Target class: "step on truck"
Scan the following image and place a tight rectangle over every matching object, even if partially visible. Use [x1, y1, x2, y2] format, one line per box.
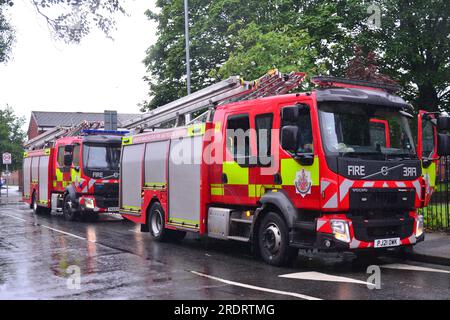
[23, 128, 125, 221]
[119, 71, 450, 266]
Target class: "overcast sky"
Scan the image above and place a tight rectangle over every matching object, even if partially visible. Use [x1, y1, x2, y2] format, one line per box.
[0, 0, 157, 128]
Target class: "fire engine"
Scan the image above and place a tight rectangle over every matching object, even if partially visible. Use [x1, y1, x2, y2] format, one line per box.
[118, 70, 450, 266]
[23, 121, 126, 221]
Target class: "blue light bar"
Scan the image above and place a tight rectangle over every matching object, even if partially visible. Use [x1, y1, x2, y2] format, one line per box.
[81, 129, 129, 136]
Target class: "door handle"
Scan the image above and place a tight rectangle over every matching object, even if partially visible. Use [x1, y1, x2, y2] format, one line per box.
[221, 173, 228, 184]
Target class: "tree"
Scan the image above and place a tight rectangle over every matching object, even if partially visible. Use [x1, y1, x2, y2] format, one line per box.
[143, 0, 449, 112]
[0, 0, 125, 63]
[0, 105, 25, 171]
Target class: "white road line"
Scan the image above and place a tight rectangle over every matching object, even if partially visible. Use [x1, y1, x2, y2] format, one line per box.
[279, 271, 371, 286]
[381, 263, 450, 274]
[0, 213, 95, 243]
[191, 271, 322, 300]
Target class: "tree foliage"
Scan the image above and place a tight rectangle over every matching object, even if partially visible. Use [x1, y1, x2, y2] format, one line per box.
[0, 0, 124, 63]
[143, 0, 449, 112]
[0, 106, 25, 171]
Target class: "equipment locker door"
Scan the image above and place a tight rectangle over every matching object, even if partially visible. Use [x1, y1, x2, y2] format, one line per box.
[144, 140, 169, 188]
[23, 157, 32, 199]
[31, 156, 39, 184]
[120, 144, 145, 212]
[168, 135, 203, 228]
[38, 156, 50, 205]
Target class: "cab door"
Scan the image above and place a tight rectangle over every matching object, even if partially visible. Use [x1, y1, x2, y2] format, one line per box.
[417, 110, 438, 206]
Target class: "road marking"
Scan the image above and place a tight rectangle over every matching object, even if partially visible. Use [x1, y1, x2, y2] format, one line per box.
[191, 271, 322, 300]
[381, 263, 450, 274]
[279, 271, 371, 285]
[0, 213, 95, 243]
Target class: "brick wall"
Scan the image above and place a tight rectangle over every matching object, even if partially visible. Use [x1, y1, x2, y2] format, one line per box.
[27, 117, 39, 140]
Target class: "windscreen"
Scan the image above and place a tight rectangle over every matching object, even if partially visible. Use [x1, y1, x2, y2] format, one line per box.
[83, 144, 121, 171]
[318, 102, 416, 160]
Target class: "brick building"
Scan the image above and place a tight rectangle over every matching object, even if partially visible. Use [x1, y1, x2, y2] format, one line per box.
[27, 111, 139, 140]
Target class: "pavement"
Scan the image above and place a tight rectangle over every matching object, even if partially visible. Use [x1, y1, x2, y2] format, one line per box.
[409, 232, 450, 266]
[0, 185, 22, 205]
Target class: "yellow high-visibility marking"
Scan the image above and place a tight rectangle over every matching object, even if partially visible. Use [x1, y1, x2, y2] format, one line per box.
[223, 161, 249, 185]
[281, 157, 319, 187]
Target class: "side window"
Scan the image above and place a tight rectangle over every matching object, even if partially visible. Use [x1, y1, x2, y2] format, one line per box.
[226, 114, 251, 160]
[57, 146, 65, 167]
[73, 145, 80, 167]
[422, 119, 434, 158]
[256, 113, 273, 163]
[296, 109, 313, 154]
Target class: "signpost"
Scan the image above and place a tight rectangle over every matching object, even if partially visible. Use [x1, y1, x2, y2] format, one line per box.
[2, 152, 11, 197]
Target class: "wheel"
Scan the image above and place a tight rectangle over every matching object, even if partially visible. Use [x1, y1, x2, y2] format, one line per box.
[257, 212, 298, 266]
[32, 193, 50, 215]
[148, 202, 186, 242]
[63, 195, 79, 221]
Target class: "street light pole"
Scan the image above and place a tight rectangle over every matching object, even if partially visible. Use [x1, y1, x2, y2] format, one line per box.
[184, 0, 191, 95]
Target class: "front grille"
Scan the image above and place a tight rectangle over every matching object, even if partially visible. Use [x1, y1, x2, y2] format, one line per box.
[349, 188, 415, 210]
[352, 217, 414, 242]
[94, 183, 119, 197]
[95, 197, 118, 208]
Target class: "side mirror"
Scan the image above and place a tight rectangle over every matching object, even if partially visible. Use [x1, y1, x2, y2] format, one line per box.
[437, 116, 450, 131]
[437, 134, 450, 156]
[281, 126, 298, 152]
[64, 145, 74, 152]
[63, 154, 73, 166]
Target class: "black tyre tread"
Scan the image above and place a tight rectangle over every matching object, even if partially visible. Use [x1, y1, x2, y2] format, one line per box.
[258, 212, 298, 267]
[148, 202, 185, 243]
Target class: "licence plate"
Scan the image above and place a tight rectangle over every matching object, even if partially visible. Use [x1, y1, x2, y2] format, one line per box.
[108, 207, 119, 212]
[374, 237, 400, 248]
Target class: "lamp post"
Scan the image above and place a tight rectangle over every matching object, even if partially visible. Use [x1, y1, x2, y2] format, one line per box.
[184, 0, 191, 95]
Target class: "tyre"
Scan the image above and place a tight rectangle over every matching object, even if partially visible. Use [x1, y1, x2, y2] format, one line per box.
[32, 193, 50, 215]
[257, 212, 298, 266]
[63, 194, 79, 221]
[148, 202, 186, 242]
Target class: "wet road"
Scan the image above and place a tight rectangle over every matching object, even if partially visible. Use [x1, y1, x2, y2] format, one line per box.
[1, 203, 449, 300]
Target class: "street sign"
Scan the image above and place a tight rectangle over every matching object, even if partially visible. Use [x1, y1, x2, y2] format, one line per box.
[2, 152, 11, 165]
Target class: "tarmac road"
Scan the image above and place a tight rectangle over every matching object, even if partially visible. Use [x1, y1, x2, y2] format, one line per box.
[1, 202, 449, 300]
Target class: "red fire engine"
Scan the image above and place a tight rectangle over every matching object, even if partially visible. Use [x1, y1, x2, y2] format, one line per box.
[119, 71, 450, 266]
[23, 123, 125, 220]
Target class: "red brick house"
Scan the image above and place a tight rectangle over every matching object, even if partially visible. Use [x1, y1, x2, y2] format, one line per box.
[27, 111, 139, 140]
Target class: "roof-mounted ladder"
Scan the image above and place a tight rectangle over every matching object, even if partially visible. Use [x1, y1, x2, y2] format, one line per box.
[123, 70, 306, 131]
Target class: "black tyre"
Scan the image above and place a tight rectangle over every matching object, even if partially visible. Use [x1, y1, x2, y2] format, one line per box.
[32, 193, 50, 215]
[63, 195, 79, 221]
[257, 212, 298, 266]
[148, 202, 186, 242]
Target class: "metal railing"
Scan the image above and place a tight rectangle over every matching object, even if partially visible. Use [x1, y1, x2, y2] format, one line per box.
[420, 157, 450, 231]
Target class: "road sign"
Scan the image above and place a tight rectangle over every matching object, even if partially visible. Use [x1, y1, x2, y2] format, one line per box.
[2, 152, 11, 165]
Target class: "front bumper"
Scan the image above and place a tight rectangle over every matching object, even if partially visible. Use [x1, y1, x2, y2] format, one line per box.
[79, 195, 119, 213]
[290, 212, 425, 251]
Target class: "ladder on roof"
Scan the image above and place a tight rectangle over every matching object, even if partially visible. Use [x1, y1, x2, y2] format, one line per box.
[123, 70, 306, 131]
[24, 121, 104, 150]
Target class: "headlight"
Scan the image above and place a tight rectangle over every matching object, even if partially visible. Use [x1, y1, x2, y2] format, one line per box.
[331, 220, 351, 243]
[416, 215, 424, 238]
[84, 198, 95, 209]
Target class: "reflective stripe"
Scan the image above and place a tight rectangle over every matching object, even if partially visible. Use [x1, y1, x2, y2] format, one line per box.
[248, 184, 282, 197]
[280, 157, 319, 186]
[223, 161, 249, 185]
[55, 168, 63, 181]
[187, 123, 206, 136]
[122, 205, 140, 211]
[169, 217, 199, 226]
[422, 162, 436, 187]
[122, 136, 133, 145]
[144, 182, 166, 188]
[211, 184, 224, 196]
